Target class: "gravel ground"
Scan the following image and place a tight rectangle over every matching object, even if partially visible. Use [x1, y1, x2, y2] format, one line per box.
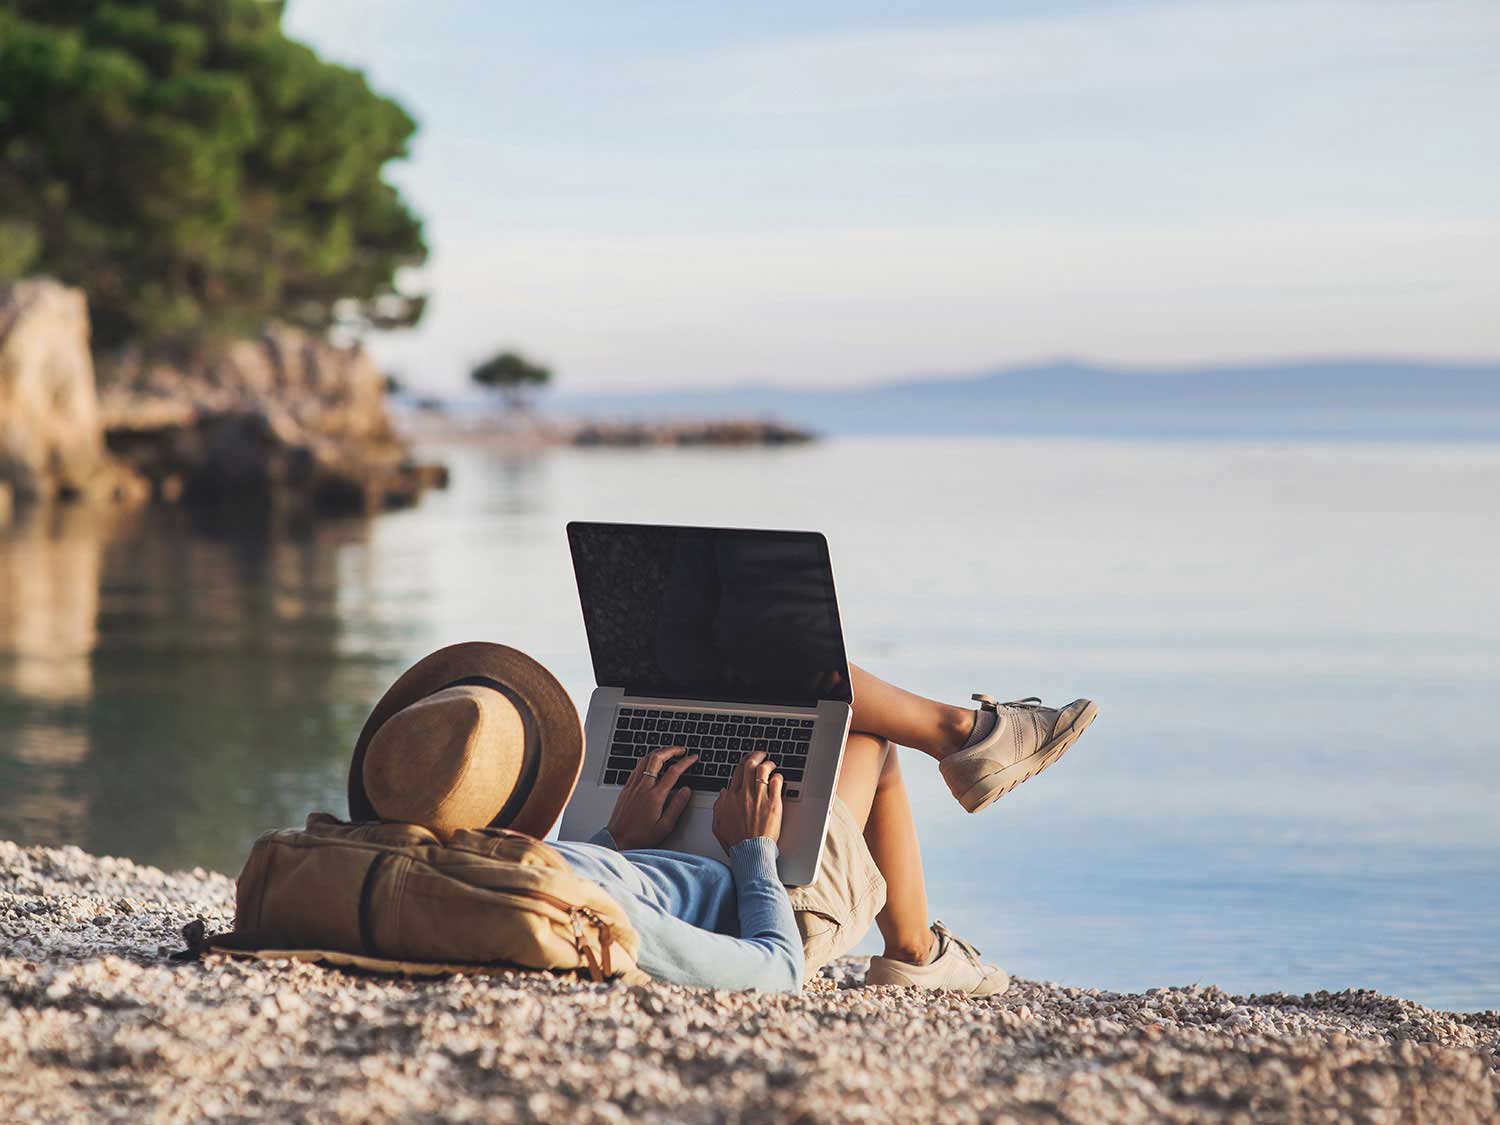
[3, 840, 1497, 1123]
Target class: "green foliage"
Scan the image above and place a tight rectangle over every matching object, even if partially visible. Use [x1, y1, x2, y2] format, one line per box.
[0, 0, 426, 350]
[471, 350, 553, 409]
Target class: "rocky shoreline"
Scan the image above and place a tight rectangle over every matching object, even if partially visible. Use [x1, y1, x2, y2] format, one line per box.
[395, 407, 816, 450]
[1, 278, 446, 522]
[2, 839, 1496, 1122]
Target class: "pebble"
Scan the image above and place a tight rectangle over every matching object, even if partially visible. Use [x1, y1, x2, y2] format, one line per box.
[2, 838, 1497, 1122]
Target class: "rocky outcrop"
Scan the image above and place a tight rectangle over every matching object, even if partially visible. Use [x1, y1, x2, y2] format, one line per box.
[396, 409, 818, 450]
[0, 280, 433, 518]
[99, 323, 444, 515]
[568, 418, 815, 447]
[0, 280, 146, 507]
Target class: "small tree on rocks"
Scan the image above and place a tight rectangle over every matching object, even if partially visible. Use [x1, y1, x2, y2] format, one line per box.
[470, 350, 552, 411]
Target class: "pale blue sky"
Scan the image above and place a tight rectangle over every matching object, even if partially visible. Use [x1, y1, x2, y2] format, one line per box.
[285, 1, 1499, 392]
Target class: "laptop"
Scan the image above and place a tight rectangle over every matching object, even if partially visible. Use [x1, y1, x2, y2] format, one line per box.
[557, 522, 853, 885]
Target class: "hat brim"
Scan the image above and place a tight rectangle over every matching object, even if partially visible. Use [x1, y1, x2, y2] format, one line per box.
[348, 643, 583, 838]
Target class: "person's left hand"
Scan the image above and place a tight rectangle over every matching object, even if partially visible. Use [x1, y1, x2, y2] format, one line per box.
[605, 745, 699, 850]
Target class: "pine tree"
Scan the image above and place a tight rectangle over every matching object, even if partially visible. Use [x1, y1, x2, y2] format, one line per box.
[0, 0, 427, 351]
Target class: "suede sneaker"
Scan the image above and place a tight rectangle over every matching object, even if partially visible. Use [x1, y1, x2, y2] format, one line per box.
[865, 921, 1010, 996]
[940, 694, 1098, 813]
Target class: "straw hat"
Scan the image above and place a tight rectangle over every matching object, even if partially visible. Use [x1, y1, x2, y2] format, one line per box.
[347, 642, 583, 838]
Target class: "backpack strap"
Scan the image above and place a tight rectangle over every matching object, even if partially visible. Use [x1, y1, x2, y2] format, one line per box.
[572, 908, 613, 982]
[357, 852, 393, 955]
[170, 918, 211, 962]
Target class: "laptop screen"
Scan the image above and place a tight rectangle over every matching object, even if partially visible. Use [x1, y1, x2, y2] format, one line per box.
[568, 522, 852, 707]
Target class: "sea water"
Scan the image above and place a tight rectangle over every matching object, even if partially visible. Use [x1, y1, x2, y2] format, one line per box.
[2, 437, 1496, 1011]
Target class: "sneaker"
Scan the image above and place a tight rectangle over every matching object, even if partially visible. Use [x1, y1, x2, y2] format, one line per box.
[865, 921, 1010, 996]
[940, 694, 1098, 813]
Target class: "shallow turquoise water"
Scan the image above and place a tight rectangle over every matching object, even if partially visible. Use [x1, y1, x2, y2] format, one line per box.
[2, 437, 1496, 1011]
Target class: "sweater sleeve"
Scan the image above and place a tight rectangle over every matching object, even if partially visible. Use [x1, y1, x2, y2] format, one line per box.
[723, 837, 805, 989]
[626, 838, 804, 992]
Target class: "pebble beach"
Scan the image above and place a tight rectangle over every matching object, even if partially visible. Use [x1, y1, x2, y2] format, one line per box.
[2, 839, 1497, 1123]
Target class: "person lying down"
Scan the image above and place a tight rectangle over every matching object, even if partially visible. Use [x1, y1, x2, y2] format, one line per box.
[345, 646, 1098, 994]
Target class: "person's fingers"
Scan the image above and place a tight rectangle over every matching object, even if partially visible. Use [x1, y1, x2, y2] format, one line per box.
[650, 745, 686, 769]
[768, 771, 784, 802]
[659, 753, 698, 788]
[658, 784, 692, 830]
[736, 751, 766, 788]
[639, 745, 684, 780]
[625, 755, 653, 789]
[754, 759, 777, 785]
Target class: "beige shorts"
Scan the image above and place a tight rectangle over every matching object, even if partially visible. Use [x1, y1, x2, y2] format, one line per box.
[785, 796, 887, 982]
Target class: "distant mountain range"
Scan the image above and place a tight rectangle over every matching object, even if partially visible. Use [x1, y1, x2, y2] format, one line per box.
[553, 358, 1500, 440]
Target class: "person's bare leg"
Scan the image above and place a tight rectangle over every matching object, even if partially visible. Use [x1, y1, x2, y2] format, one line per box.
[863, 749, 935, 962]
[832, 731, 886, 826]
[849, 662, 975, 760]
[835, 733, 935, 964]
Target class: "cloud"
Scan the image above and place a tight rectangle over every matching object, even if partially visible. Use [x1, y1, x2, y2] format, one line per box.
[283, 1, 1500, 389]
[629, 1, 1498, 115]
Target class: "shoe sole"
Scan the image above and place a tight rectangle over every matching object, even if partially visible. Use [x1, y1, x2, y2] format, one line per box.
[864, 967, 1012, 997]
[960, 699, 1098, 813]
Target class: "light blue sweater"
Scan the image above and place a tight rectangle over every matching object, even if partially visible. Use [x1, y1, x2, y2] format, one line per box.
[550, 830, 804, 992]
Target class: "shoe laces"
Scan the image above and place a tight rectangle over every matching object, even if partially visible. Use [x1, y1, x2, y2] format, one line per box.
[972, 693, 1042, 711]
[931, 919, 985, 968]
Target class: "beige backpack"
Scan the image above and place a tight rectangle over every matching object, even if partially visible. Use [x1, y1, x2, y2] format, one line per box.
[186, 813, 647, 983]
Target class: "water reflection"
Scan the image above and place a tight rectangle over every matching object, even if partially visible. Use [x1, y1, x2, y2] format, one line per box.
[2, 438, 1497, 1009]
[0, 503, 115, 702]
[0, 501, 395, 873]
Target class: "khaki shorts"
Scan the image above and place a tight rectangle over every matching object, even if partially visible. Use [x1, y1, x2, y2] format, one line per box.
[785, 796, 886, 982]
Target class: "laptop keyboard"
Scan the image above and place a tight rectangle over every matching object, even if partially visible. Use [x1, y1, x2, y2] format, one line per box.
[603, 706, 812, 801]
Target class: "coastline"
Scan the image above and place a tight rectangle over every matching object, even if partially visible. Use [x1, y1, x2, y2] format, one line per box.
[393, 407, 816, 450]
[3, 839, 1496, 1122]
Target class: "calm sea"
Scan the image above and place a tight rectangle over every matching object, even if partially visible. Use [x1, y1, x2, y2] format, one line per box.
[2, 437, 1496, 1012]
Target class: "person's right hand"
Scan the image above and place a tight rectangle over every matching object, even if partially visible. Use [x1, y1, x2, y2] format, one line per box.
[711, 750, 783, 852]
[605, 746, 699, 850]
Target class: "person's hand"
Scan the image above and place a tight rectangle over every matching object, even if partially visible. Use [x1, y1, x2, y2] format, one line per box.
[605, 746, 699, 850]
[712, 750, 783, 853]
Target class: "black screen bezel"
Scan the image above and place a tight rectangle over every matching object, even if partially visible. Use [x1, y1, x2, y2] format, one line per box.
[566, 520, 853, 706]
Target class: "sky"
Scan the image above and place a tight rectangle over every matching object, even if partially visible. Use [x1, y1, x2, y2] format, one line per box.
[283, 0, 1500, 393]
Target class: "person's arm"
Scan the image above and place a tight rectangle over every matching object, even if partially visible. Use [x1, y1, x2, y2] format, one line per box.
[593, 749, 804, 990]
[696, 751, 802, 989]
[582, 822, 612, 852]
[614, 835, 803, 991]
[587, 826, 618, 849]
[721, 835, 804, 988]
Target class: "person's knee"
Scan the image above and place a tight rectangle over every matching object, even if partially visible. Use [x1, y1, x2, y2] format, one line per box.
[874, 740, 903, 790]
[834, 733, 890, 817]
[845, 731, 891, 761]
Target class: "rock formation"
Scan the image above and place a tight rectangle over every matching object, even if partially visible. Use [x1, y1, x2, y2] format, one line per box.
[0, 280, 145, 507]
[100, 324, 445, 514]
[0, 277, 443, 518]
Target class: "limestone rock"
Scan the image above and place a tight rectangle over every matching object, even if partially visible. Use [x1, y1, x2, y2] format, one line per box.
[0, 279, 105, 500]
[0, 276, 439, 516]
[99, 326, 441, 515]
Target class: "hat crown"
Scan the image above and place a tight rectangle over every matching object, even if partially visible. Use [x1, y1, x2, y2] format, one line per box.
[361, 684, 526, 834]
[348, 642, 584, 839]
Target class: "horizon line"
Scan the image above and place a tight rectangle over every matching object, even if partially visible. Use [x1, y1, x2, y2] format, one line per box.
[535, 353, 1500, 400]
